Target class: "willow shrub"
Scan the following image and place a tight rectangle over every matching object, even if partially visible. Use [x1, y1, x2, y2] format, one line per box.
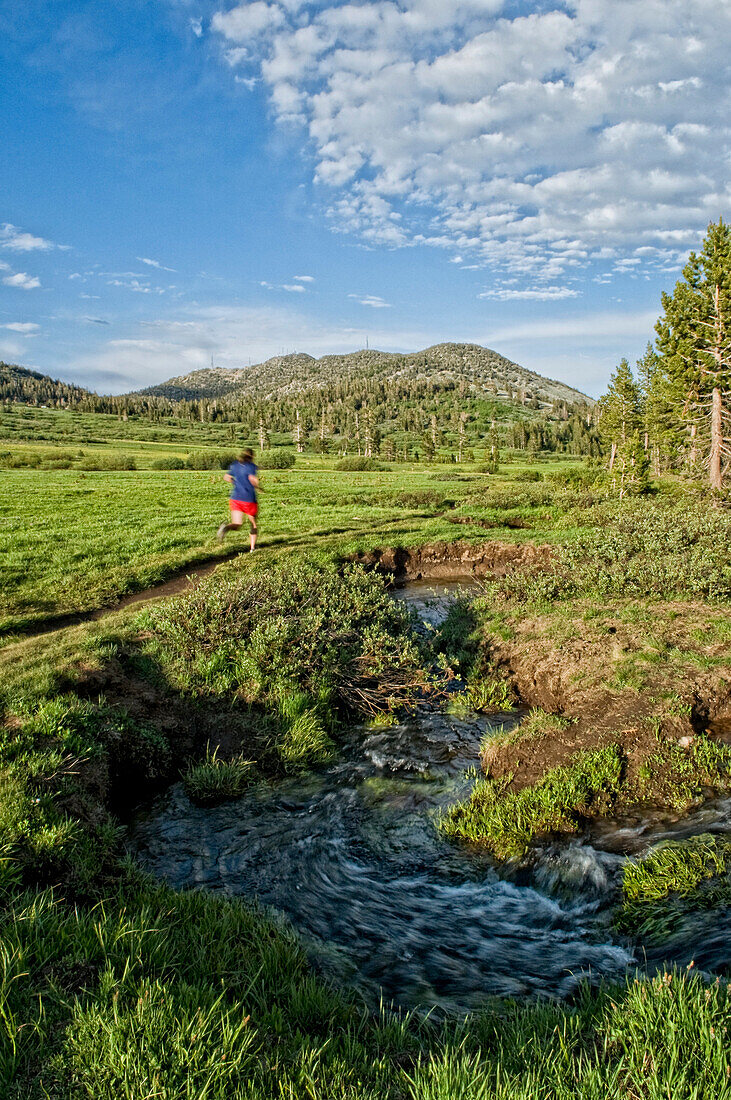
[144, 558, 430, 767]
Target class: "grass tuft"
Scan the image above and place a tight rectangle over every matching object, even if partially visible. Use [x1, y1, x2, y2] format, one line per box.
[616, 834, 731, 937]
[439, 745, 623, 860]
[183, 746, 254, 805]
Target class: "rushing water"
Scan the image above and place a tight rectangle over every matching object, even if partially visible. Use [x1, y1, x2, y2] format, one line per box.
[129, 580, 731, 1012]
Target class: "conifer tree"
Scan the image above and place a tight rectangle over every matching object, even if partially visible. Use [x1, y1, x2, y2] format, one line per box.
[598, 358, 645, 498]
[655, 219, 731, 491]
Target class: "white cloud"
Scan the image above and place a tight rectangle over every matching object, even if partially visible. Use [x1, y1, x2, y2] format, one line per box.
[349, 294, 391, 308]
[3, 272, 42, 290]
[211, 0, 731, 287]
[1, 322, 40, 333]
[107, 277, 165, 294]
[212, 3, 285, 42]
[138, 256, 176, 272]
[478, 286, 581, 301]
[293, 274, 314, 282]
[0, 223, 65, 251]
[190, 17, 203, 37]
[261, 279, 307, 292]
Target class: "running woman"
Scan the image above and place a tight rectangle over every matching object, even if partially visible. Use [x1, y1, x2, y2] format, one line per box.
[217, 448, 260, 549]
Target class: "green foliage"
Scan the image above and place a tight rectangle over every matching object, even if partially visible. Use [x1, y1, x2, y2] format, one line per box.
[185, 451, 237, 470]
[494, 499, 731, 603]
[336, 456, 386, 471]
[635, 732, 731, 811]
[597, 358, 649, 497]
[146, 557, 428, 729]
[80, 453, 137, 471]
[258, 448, 295, 469]
[617, 835, 731, 938]
[624, 834, 731, 905]
[654, 219, 731, 489]
[439, 746, 622, 860]
[151, 456, 186, 470]
[183, 746, 254, 805]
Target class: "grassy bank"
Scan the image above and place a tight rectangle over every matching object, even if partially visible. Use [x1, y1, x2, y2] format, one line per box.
[3, 875, 730, 1098]
[2, 446, 731, 1093]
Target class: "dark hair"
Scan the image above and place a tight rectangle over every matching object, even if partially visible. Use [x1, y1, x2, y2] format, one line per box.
[239, 449, 255, 463]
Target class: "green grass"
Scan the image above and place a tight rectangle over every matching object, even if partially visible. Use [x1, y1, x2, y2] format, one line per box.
[439, 745, 623, 860]
[616, 835, 731, 939]
[0, 460, 497, 635]
[3, 412, 731, 1095]
[2, 876, 731, 1098]
[183, 746, 254, 805]
[636, 732, 731, 811]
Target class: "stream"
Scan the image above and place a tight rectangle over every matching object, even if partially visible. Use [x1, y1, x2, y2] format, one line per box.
[129, 580, 731, 1013]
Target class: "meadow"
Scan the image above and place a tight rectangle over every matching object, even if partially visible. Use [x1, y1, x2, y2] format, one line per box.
[0, 405, 584, 636]
[1, 403, 731, 1097]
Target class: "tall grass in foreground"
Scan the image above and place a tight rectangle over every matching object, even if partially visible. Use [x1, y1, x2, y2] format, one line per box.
[1, 876, 729, 1098]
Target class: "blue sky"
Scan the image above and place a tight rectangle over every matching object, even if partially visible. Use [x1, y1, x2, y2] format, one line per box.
[1, 0, 729, 397]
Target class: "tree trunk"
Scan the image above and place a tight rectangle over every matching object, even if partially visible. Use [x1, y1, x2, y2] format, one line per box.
[710, 387, 723, 490]
[608, 441, 617, 471]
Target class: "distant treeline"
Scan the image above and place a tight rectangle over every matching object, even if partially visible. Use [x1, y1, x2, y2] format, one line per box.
[1, 364, 598, 459]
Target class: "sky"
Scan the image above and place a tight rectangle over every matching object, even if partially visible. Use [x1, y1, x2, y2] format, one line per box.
[0, 0, 729, 398]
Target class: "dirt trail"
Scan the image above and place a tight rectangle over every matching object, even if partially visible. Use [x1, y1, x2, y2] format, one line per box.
[3, 548, 248, 644]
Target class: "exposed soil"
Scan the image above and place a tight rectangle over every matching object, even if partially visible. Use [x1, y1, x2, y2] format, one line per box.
[352, 542, 731, 805]
[475, 611, 731, 799]
[349, 539, 552, 579]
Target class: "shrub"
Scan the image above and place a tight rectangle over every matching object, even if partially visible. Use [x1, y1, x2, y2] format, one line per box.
[80, 454, 137, 471]
[546, 466, 607, 489]
[258, 449, 295, 470]
[185, 452, 217, 470]
[152, 456, 186, 470]
[512, 469, 543, 482]
[146, 558, 430, 735]
[336, 456, 386, 471]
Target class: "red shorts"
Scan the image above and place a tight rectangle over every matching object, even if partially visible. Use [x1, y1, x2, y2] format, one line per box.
[229, 500, 258, 517]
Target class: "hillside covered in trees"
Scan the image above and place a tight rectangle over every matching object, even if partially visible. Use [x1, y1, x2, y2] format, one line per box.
[0, 363, 90, 408]
[1, 343, 599, 460]
[139, 343, 590, 407]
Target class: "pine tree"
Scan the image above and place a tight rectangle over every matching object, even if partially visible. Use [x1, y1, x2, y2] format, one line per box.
[598, 359, 644, 498]
[655, 219, 731, 491]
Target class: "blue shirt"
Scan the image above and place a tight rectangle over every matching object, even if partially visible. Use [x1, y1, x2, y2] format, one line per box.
[229, 461, 257, 503]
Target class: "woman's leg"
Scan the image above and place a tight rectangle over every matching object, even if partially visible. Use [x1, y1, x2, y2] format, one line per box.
[217, 508, 245, 541]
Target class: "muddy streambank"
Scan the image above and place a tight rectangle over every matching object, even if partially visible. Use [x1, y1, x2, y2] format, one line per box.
[350, 539, 553, 580]
[129, 578, 731, 1013]
[350, 542, 731, 795]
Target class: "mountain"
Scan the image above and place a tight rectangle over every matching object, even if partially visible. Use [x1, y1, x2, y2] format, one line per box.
[138, 343, 593, 408]
[0, 362, 92, 407]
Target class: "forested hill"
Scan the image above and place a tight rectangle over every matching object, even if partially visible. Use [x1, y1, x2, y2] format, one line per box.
[139, 343, 593, 407]
[0, 362, 92, 406]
